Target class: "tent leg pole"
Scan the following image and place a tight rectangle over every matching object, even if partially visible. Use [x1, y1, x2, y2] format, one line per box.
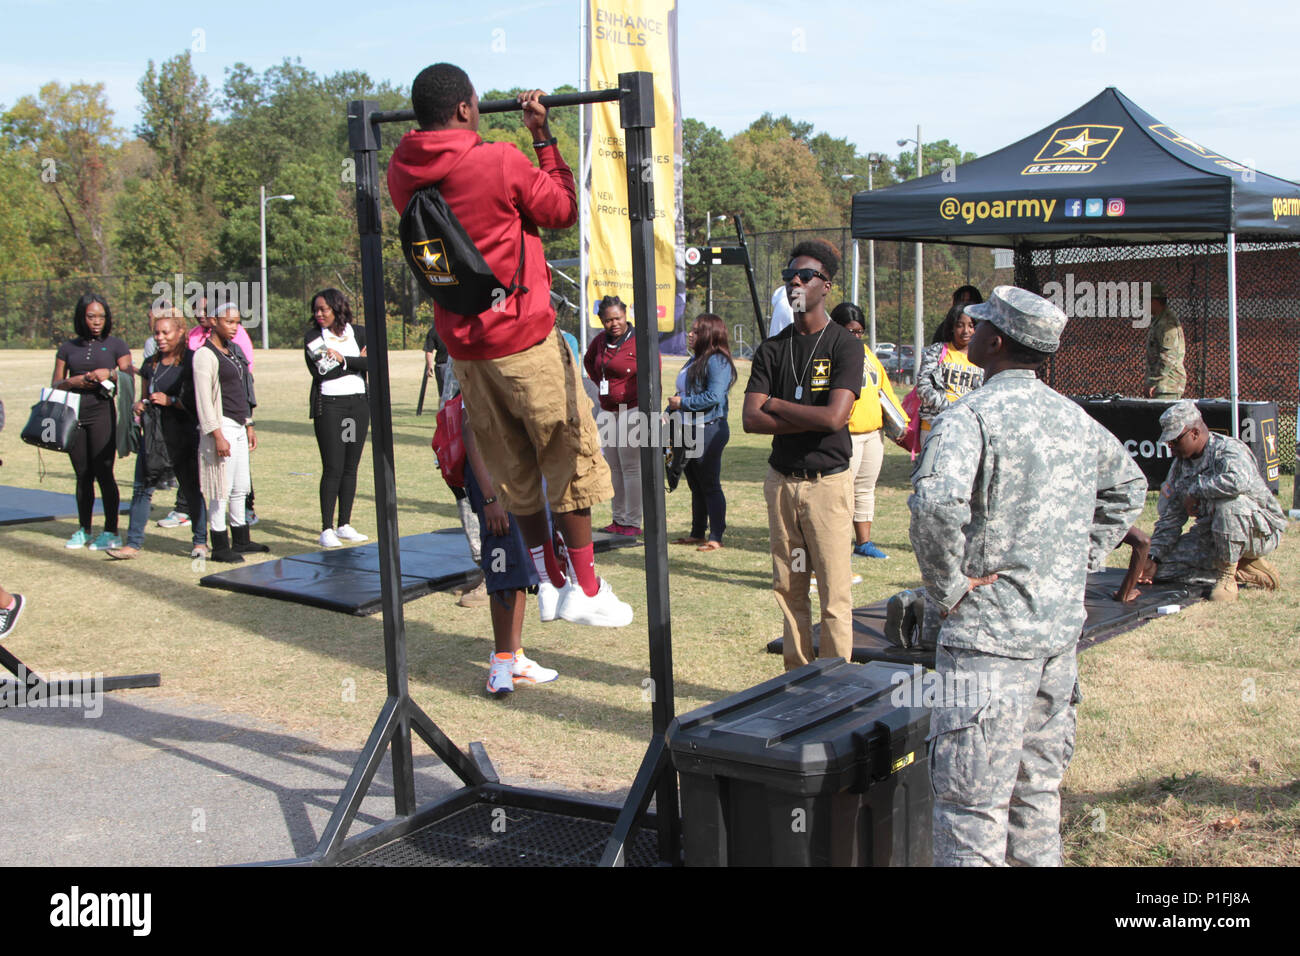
[1227, 232, 1240, 436]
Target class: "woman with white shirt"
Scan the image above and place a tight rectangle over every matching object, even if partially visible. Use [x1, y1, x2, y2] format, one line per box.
[304, 288, 369, 548]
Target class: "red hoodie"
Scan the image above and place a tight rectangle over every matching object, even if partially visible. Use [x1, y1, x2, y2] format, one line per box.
[387, 129, 576, 361]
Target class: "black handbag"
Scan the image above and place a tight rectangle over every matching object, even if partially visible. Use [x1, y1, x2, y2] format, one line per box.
[21, 391, 80, 453]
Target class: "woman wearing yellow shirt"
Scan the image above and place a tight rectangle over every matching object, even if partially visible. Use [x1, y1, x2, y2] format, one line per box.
[830, 303, 906, 560]
[916, 303, 984, 439]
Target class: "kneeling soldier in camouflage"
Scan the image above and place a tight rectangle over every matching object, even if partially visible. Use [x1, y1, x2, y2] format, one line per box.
[1138, 400, 1286, 602]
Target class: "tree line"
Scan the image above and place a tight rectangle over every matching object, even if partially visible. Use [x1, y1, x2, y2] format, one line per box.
[0, 51, 986, 344]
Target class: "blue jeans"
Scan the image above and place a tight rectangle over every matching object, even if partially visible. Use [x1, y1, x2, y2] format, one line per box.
[683, 419, 729, 543]
[124, 441, 207, 550]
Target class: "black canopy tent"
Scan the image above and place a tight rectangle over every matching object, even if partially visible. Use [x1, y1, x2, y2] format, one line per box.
[851, 87, 1300, 434]
[277, 74, 680, 867]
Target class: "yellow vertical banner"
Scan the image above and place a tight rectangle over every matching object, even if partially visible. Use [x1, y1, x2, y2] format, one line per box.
[584, 0, 683, 332]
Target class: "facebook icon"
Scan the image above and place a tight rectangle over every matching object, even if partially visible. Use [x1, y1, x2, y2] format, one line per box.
[1064, 199, 1083, 217]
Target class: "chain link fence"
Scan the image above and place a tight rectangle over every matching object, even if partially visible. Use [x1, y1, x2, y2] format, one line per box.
[14, 235, 1291, 471]
[1013, 239, 1300, 472]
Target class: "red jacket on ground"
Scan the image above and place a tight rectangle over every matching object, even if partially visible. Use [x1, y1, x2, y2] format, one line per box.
[387, 129, 577, 361]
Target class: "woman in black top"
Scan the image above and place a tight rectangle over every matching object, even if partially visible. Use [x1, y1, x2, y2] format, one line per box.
[107, 310, 208, 559]
[51, 293, 133, 551]
[304, 288, 369, 548]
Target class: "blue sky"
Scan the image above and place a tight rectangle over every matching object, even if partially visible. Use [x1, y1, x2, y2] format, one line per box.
[3, 0, 1297, 179]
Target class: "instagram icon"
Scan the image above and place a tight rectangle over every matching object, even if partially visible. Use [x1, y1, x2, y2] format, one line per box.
[1105, 198, 1126, 217]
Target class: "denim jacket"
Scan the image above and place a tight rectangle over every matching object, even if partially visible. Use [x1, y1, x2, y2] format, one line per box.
[677, 353, 734, 425]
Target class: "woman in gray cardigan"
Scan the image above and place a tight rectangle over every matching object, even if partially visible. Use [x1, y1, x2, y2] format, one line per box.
[193, 305, 266, 562]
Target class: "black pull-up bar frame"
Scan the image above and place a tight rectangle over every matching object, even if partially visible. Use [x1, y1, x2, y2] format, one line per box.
[309, 72, 679, 867]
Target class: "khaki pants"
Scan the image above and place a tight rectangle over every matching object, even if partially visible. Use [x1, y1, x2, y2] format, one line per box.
[763, 466, 855, 669]
[848, 429, 884, 523]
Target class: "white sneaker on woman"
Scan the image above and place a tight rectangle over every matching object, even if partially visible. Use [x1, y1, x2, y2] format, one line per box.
[336, 524, 368, 542]
[319, 528, 343, 549]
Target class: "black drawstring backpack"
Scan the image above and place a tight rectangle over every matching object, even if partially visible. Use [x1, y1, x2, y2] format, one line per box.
[399, 183, 527, 316]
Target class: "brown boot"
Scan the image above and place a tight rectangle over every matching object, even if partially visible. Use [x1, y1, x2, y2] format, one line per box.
[1235, 555, 1280, 590]
[457, 578, 489, 608]
[1209, 562, 1239, 602]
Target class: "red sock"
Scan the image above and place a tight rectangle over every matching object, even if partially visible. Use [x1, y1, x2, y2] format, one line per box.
[529, 542, 567, 588]
[568, 542, 599, 596]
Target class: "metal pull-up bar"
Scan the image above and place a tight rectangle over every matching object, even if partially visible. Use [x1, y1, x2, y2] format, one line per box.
[320, 72, 679, 867]
[369, 87, 625, 126]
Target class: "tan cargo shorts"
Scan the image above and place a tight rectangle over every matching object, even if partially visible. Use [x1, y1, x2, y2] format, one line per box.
[454, 328, 612, 515]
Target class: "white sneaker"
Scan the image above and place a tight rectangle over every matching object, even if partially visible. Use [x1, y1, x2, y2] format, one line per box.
[537, 580, 563, 622]
[319, 528, 343, 548]
[511, 651, 558, 685]
[157, 511, 190, 528]
[336, 524, 368, 542]
[486, 653, 514, 696]
[556, 577, 633, 628]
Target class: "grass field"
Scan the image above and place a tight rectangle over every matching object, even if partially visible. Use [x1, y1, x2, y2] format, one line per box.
[1, 347, 1295, 865]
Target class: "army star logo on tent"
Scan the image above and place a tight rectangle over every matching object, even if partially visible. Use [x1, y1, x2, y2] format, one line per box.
[1022, 124, 1123, 175]
[1034, 125, 1123, 162]
[1148, 124, 1220, 160]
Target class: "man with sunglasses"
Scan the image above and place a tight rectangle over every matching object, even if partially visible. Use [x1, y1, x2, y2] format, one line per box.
[744, 240, 863, 669]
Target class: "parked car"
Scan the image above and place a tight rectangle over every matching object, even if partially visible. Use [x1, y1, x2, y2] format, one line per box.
[885, 345, 917, 377]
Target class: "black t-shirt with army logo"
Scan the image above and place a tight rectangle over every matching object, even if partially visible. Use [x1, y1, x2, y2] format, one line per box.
[745, 318, 863, 473]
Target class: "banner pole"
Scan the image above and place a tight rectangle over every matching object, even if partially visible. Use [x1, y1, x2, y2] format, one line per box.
[578, 0, 590, 352]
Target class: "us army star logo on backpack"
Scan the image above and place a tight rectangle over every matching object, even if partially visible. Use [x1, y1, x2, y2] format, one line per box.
[413, 238, 457, 285]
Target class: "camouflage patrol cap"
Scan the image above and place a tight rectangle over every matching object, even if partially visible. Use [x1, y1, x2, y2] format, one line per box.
[963, 285, 1067, 354]
[1158, 399, 1203, 443]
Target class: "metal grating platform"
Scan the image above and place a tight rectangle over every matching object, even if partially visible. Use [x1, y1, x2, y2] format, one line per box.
[339, 803, 661, 867]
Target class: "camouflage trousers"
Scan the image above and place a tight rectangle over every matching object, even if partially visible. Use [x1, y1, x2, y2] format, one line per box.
[929, 644, 1080, 866]
[1154, 497, 1283, 587]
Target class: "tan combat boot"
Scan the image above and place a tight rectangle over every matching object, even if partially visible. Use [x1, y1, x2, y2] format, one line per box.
[1235, 555, 1280, 591]
[1209, 562, 1239, 602]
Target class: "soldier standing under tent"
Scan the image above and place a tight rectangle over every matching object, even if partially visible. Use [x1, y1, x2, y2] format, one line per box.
[910, 286, 1145, 866]
[1137, 400, 1286, 602]
[1143, 284, 1185, 398]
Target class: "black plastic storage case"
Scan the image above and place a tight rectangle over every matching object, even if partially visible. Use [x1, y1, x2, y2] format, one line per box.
[667, 659, 931, 866]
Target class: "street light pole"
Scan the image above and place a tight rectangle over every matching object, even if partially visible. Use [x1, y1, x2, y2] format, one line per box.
[914, 127, 923, 380]
[259, 186, 295, 350]
[841, 174, 861, 311]
[867, 154, 879, 351]
[898, 128, 924, 379]
[705, 212, 726, 314]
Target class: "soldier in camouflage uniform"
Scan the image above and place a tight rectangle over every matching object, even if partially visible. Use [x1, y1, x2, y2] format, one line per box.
[1138, 400, 1286, 601]
[1144, 285, 1185, 399]
[909, 286, 1146, 866]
